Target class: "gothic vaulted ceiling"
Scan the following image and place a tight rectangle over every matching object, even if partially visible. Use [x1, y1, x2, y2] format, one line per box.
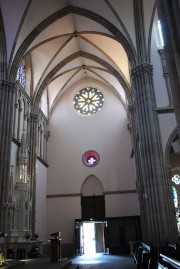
[1, 0, 155, 117]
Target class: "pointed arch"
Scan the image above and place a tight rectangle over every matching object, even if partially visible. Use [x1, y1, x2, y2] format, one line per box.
[81, 174, 104, 196]
[165, 127, 178, 168]
[32, 51, 131, 114]
[9, 6, 136, 82]
[0, 7, 7, 79]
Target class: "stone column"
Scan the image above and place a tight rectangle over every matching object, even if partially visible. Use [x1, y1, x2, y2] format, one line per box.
[0, 79, 16, 232]
[132, 0, 179, 246]
[156, 0, 180, 139]
[29, 113, 38, 233]
[131, 63, 178, 246]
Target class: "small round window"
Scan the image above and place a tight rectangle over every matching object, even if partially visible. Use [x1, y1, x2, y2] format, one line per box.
[73, 87, 104, 116]
[82, 151, 100, 167]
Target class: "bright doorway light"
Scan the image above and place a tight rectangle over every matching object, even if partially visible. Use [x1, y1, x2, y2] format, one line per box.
[83, 222, 96, 255]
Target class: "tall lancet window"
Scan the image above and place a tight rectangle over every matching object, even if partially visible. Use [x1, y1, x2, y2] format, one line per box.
[157, 20, 164, 48]
[16, 64, 26, 89]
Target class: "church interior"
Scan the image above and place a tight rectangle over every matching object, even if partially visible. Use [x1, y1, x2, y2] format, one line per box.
[0, 0, 180, 267]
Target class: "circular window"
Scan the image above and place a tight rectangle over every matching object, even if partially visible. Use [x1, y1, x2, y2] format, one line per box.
[82, 151, 100, 167]
[73, 87, 104, 115]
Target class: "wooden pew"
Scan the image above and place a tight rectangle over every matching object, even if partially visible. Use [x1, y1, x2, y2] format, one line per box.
[159, 253, 180, 269]
[157, 262, 167, 269]
[129, 241, 156, 269]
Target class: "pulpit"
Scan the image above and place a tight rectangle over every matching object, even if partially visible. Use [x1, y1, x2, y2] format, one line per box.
[49, 232, 62, 262]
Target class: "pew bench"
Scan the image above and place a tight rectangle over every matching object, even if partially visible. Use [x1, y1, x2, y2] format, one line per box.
[129, 241, 156, 269]
[158, 253, 180, 269]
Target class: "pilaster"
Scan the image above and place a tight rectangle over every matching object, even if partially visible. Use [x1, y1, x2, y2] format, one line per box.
[128, 102, 147, 240]
[29, 113, 38, 233]
[131, 63, 178, 246]
[0, 79, 16, 232]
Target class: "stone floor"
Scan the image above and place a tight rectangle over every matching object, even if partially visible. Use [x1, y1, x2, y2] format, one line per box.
[72, 253, 137, 269]
[2, 253, 137, 269]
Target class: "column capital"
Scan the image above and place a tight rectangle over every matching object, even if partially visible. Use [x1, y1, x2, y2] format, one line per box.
[131, 62, 153, 78]
[30, 113, 38, 122]
[0, 79, 15, 92]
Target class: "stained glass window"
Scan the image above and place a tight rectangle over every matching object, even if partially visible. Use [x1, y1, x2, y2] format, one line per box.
[172, 174, 180, 185]
[73, 87, 104, 115]
[82, 151, 100, 167]
[171, 186, 180, 224]
[16, 64, 26, 89]
[172, 186, 178, 208]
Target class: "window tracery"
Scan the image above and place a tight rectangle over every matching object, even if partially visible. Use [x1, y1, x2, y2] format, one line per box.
[73, 87, 104, 116]
[16, 64, 26, 89]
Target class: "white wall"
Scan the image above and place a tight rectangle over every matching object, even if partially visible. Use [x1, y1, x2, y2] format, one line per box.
[47, 196, 81, 243]
[47, 79, 136, 194]
[46, 79, 139, 243]
[105, 193, 140, 217]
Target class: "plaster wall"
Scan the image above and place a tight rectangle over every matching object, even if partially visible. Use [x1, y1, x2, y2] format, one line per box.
[105, 193, 140, 217]
[47, 80, 136, 195]
[46, 196, 81, 243]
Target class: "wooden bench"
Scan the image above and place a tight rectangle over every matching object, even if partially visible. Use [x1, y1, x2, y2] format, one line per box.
[157, 262, 167, 269]
[159, 253, 180, 269]
[129, 241, 156, 269]
[167, 244, 180, 260]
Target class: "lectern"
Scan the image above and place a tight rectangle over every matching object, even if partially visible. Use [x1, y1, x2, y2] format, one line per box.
[49, 232, 62, 262]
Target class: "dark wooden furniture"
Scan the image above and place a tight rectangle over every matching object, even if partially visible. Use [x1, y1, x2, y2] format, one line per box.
[158, 253, 180, 269]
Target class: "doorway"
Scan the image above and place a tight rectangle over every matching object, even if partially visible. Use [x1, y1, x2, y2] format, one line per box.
[83, 222, 96, 254]
[75, 220, 106, 255]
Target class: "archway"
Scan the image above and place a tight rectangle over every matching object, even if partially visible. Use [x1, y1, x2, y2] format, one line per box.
[75, 175, 106, 256]
[165, 129, 180, 235]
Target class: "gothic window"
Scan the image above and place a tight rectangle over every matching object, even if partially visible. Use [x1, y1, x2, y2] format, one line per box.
[157, 20, 164, 48]
[172, 174, 180, 227]
[73, 87, 104, 116]
[16, 64, 26, 89]
[172, 186, 178, 209]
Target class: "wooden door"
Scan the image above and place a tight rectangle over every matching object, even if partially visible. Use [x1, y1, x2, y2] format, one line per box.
[81, 195, 105, 220]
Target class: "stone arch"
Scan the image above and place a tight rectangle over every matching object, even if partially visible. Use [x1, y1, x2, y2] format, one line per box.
[80, 174, 104, 197]
[32, 51, 132, 114]
[7, 6, 137, 117]
[165, 127, 178, 168]
[9, 6, 136, 85]
[0, 8, 8, 79]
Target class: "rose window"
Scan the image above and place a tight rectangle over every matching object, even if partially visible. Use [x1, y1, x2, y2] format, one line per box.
[73, 87, 104, 115]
